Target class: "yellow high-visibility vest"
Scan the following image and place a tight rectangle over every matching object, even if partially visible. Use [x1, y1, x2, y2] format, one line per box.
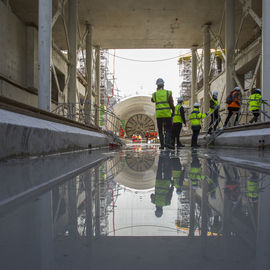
[152, 89, 172, 118]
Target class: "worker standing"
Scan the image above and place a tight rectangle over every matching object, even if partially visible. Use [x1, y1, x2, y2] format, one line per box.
[151, 78, 175, 149]
[189, 102, 207, 147]
[224, 86, 242, 127]
[172, 97, 186, 148]
[248, 88, 262, 123]
[208, 91, 220, 134]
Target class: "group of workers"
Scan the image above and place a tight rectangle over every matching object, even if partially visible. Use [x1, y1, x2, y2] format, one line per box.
[150, 149, 259, 218]
[151, 78, 263, 148]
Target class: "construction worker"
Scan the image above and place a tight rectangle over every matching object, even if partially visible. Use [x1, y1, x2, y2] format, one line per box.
[248, 88, 262, 123]
[150, 152, 173, 217]
[145, 131, 149, 143]
[188, 149, 205, 189]
[189, 102, 207, 147]
[151, 78, 175, 150]
[208, 90, 220, 134]
[171, 155, 185, 195]
[224, 86, 242, 127]
[172, 97, 186, 148]
[247, 178, 259, 203]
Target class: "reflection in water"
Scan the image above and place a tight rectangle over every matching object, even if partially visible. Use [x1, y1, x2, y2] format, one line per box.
[0, 145, 270, 269]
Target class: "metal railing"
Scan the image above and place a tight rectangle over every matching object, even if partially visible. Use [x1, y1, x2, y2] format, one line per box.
[51, 102, 122, 138]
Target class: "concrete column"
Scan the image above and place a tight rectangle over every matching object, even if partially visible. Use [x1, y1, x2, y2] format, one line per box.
[225, 0, 235, 97]
[38, 0, 52, 111]
[262, 0, 270, 109]
[95, 166, 100, 237]
[189, 182, 195, 237]
[95, 46, 101, 126]
[203, 24, 211, 123]
[191, 45, 198, 106]
[85, 24, 93, 125]
[84, 170, 93, 238]
[68, 0, 77, 116]
[68, 178, 78, 238]
[26, 26, 38, 90]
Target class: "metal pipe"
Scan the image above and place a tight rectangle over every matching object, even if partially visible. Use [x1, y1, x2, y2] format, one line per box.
[38, 0, 52, 111]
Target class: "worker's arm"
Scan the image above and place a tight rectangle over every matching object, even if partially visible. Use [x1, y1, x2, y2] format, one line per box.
[209, 99, 215, 109]
[151, 97, 154, 103]
[168, 94, 175, 112]
[180, 106, 186, 125]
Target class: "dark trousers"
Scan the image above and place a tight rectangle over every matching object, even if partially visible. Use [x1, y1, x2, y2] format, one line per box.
[250, 110, 260, 123]
[157, 117, 172, 147]
[208, 110, 220, 134]
[191, 125, 201, 146]
[224, 107, 240, 127]
[172, 123, 183, 146]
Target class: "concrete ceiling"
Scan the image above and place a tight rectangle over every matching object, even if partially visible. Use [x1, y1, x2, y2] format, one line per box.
[10, 0, 261, 49]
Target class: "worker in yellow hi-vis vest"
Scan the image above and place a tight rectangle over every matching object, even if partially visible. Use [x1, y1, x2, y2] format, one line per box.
[151, 78, 175, 150]
[248, 88, 262, 123]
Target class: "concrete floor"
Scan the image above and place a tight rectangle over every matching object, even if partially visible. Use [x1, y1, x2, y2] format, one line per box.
[0, 144, 270, 270]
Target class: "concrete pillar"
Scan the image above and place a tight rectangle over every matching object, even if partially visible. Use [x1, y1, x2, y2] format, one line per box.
[191, 45, 198, 106]
[84, 170, 93, 238]
[95, 166, 100, 237]
[68, 179, 78, 238]
[85, 24, 93, 125]
[38, 0, 52, 111]
[26, 26, 38, 90]
[189, 182, 195, 237]
[201, 175, 208, 237]
[203, 24, 211, 131]
[95, 46, 101, 126]
[68, 0, 77, 117]
[262, 0, 270, 109]
[225, 0, 235, 97]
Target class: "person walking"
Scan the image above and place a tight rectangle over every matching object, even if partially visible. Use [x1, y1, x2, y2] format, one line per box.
[151, 78, 175, 149]
[189, 102, 207, 147]
[172, 97, 186, 148]
[224, 86, 242, 127]
[248, 88, 262, 123]
[208, 91, 220, 134]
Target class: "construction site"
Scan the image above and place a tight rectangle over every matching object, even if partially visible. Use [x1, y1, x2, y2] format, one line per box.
[0, 0, 270, 269]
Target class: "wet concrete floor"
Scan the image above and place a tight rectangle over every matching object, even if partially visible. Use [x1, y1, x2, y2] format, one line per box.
[0, 144, 270, 270]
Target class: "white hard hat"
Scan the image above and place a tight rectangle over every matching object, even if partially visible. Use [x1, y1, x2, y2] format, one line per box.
[194, 102, 200, 107]
[156, 78, 164, 86]
[177, 97, 183, 103]
[256, 88, 261, 93]
[234, 86, 240, 91]
[213, 91, 218, 96]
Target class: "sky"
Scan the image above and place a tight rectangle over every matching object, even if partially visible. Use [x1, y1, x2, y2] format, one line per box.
[107, 49, 190, 102]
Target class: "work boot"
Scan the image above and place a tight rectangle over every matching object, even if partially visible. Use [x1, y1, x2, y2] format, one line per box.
[165, 144, 175, 150]
[159, 145, 164, 150]
[177, 144, 185, 148]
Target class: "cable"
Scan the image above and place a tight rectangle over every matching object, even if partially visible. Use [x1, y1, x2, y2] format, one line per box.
[104, 51, 191, 63]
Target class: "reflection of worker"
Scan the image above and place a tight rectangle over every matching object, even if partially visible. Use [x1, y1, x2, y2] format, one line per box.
[188, 150, 205, 189]
[247, 172, 259, 203]
[206, 157, 219, 200]
[171, 155, 185, 195]
[151, 78, 175, 150]
[151, 152, 173, 217]
[223, 166, 241, 203]
[172, 97, 186, 148]
[248, 88, 262, 123]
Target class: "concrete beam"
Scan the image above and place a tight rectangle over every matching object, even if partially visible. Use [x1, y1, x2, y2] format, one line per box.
[262, 0, 270, 107]
[38, 0, 52, 111]
[68, 0, 78, 109]
[225, 0, 235, 97]
[191, 45, 198, 106]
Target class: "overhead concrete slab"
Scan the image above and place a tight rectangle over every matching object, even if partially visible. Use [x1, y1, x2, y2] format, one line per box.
[9, 0, 261, 49]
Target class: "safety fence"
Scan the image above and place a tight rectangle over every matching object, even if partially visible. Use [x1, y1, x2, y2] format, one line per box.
[51, 102, 122, 138]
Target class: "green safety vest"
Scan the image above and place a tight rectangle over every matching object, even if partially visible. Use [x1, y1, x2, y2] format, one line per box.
[207, 178, 216, 193]
[248, 93, 262, 111]
[152, 89, 172, 118]
[154, 179, 172, 207]
[189, 108, 206, 126]
[172, 170, 182, 188]
[209, 98, 219, 113]
[173, 104, 184, 123]
[247, 180, 259, 199]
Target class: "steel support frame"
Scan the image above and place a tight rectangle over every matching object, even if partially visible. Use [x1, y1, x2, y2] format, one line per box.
[38, 0, 52, 111]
